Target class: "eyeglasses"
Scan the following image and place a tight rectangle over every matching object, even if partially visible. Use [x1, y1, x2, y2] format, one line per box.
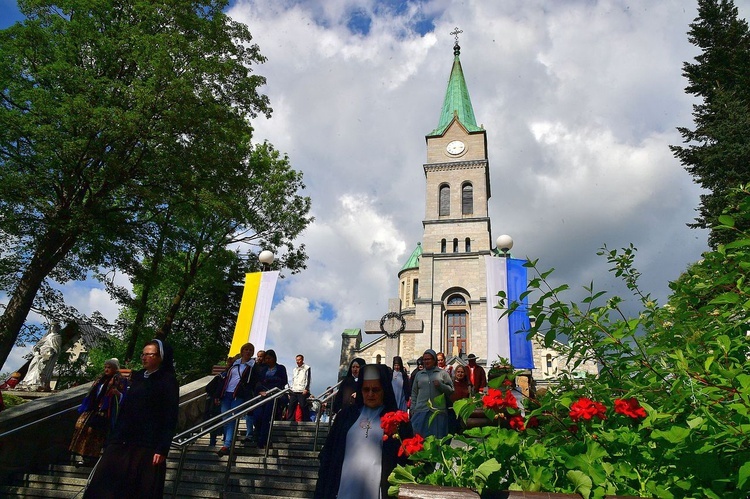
[140, 353, 158, 358]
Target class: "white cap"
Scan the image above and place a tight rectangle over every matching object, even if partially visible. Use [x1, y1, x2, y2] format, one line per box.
[362, 365, 380, 381]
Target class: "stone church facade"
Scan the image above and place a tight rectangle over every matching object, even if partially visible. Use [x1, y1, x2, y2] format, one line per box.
[339, 40, 598, 385]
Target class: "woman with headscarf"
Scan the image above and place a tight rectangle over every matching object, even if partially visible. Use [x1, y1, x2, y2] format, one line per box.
[254, 349, 288, 449]
[391, 356, 410, 412]
[410, 349, 454, 439]
[332, 357, 365, 415]
[314, 364, 413, 499]
[83, 339, 179, 499]
[69, 358, 128, 464]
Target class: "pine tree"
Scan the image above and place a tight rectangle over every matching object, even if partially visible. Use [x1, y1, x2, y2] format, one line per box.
[671, 0, 750, 247]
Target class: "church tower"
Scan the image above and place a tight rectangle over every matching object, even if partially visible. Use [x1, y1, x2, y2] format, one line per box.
[397, 34, 494, 362]
[342, 34, 599, 385]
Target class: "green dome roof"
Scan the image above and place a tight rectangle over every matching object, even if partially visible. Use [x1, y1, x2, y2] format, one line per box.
[400, 242, 423, 271]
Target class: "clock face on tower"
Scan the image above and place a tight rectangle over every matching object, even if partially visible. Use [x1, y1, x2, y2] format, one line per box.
[446, 140, 466, 155]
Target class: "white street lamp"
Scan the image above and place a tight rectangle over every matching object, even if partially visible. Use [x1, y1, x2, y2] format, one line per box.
[496, 234, 513, 256]
[259, 250, 275, 270]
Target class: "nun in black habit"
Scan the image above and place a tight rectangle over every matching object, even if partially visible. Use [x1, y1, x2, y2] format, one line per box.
[331, 357, 365, 414]
[83, 339, 179, 499]
[314, 363, 413, 499]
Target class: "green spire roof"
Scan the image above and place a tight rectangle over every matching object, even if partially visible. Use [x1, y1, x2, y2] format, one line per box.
[429, 42, 482, 136]
[400, 242, 422, 271]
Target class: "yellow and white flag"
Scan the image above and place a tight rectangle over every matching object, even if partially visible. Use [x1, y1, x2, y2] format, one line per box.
[228, 271, 279, 357]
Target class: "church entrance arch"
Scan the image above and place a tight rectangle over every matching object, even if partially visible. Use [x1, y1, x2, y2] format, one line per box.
[442, 291, 470, 357]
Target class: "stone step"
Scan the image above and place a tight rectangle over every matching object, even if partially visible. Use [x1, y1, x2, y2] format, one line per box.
[3, 416, 329, 498]
[0, 485, 80, 498]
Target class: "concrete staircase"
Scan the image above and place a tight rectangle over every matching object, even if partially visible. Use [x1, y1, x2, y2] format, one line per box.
[1, 420, 328, 498]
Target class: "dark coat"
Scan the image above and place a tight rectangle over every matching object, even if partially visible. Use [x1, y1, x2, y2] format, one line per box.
[107, 367, 179, 456]
[467, 363, 487, 392]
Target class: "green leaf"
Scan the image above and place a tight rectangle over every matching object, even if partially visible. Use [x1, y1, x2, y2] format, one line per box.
[652, 426, 691, 444]
[389, 465, 416, 483]
[738, 460, 750, 489]
[474, 458, 502, 483]
[687, 416, 705, 429]
[718, 214, 735, 227]
[566, 470, 593, 499]
[725, 238, 750, 249]
[709, 292, 740, 305]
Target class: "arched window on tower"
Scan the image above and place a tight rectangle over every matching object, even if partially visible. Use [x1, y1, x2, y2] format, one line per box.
[462, 183, 473, 215]
[440, 238, 447, 253]
[439, 184, 450, 216]
[465, 237, 471, 252]
[453, 238, 459, 253]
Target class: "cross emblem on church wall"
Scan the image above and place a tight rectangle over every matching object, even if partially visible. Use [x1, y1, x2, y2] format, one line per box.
[364, 298, 423, 362]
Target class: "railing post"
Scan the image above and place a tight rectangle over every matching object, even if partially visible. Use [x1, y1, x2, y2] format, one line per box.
[222, 415, 242, 493]
[264, 397, 279, 460]
[171, 445, 189, 499]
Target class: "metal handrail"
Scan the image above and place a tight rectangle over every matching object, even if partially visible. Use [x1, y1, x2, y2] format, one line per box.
[311, 381, 341, 451]
[0, 387, 206, 440]
[169, 387, 290, 498]
[0, 404, 79, 439]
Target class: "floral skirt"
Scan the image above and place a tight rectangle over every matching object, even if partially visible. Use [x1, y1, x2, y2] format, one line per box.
[69, 410, 107, 458]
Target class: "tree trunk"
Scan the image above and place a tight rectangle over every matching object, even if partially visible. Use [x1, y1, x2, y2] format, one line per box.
[124, 215, 170, 361]
[0, 228, 78, 368]
[155, 249, 203, 338]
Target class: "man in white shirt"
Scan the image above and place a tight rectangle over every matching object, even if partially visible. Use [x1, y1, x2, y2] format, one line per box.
[287, 354, 311, 422]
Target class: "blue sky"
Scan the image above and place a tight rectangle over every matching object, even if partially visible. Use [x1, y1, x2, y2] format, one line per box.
[1, 0, 23, 27]
[3, 0, 750, 396]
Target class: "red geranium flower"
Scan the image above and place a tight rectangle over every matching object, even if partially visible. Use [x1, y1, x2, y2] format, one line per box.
[399, 434, 425, 457]
[526, 416, 539, 428]
[380, 410, 410, 439]
[569, 397, 607, 422]
[614, 398, 647, 419]
[482, 388, 518, 410]
[509, 415, 525, 431]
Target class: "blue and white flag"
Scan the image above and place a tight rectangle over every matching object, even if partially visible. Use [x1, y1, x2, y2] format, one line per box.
[485, 256, 534, 369]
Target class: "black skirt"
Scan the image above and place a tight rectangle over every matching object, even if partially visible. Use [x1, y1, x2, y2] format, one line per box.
[83, 442, 167, 499]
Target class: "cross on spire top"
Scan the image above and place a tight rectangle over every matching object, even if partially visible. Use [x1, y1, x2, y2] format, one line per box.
[450, 27, 463, 56]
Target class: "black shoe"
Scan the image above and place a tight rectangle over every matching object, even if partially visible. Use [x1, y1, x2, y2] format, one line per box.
[216, 446, 229, 457]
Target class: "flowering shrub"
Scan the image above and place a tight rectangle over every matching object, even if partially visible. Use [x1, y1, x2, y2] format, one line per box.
[388, 187, 750, 498]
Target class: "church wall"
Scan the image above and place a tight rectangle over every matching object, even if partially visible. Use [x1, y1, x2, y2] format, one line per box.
[422, 220, 492, 255]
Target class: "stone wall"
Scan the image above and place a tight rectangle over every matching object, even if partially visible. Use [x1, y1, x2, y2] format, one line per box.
[0, 375, 211, 483]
